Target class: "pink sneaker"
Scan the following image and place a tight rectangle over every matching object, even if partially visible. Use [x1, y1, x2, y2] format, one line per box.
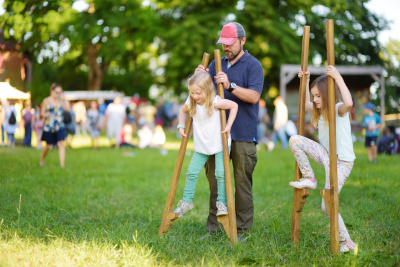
[340, 240, 355, 253]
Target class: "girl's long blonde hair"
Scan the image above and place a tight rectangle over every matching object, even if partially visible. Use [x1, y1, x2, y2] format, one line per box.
[188, 72, 216, 117]
[311, 75, 339, 128]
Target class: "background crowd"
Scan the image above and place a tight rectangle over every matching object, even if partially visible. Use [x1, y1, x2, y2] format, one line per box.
[0, 93, 183, 151]
[1, 93, 400, 160]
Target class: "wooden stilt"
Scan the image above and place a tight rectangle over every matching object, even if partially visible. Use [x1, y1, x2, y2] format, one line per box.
[320, 189, 331, 216]
[158, 53, 210, 236]
[291, 26, 310, 244]
[326, 19, 339, 254]
[214, 49, 238, 245]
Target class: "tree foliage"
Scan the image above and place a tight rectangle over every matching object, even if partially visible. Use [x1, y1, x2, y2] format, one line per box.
[379, 39, 400, 115]
[0, 0, 391, 102]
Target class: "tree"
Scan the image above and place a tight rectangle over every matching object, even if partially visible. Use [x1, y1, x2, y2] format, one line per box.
[0, 0, 160, 98]
[379, 39, 400, 115]
[155, 0, 234, 94]
[157, 0, 389, 95]
[67, 0, 159, 92]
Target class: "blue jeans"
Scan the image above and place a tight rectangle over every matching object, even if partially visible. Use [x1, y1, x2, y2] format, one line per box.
[271, 127, 288, 149]
[1, 124, 5, 143]
[183, 149, 228, 205]
[22, 123, 32, 147]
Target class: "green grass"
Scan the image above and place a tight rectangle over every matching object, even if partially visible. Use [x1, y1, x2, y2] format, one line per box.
[0, 134, 399, 266]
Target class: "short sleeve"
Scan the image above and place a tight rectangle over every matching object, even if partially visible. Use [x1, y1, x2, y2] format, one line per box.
[213, 95, 221, 104]
[185, 96, 190, 107]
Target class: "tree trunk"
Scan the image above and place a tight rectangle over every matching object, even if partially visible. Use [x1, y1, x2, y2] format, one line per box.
[87, 43, 108, 91]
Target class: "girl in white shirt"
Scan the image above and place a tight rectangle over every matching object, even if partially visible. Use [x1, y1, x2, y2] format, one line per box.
[289, 66, 356, 253]
[173, 72, 238, 218]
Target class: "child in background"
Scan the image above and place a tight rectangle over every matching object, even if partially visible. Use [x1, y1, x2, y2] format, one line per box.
[87, 100, 101, 149]
[173, 72, 238, 217]
[290, 66, 356, 253]
[5, 102, 18, 147]
[362, 102, 382, 163]
[377, 127, 395, 155]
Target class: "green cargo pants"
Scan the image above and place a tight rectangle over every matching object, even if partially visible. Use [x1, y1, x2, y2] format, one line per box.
[205, 141, 257, 234]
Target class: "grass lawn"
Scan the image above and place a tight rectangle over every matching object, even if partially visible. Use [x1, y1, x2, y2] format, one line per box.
[0, 132, 399, 266]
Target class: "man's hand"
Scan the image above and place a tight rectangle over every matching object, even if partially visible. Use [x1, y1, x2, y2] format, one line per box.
[214, 71, 229, 89]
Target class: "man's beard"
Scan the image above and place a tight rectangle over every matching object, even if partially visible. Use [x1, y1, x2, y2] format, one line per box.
[225, 43, 242, 60]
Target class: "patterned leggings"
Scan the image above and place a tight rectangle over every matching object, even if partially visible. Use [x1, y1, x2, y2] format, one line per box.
[289, 135, 354, 242]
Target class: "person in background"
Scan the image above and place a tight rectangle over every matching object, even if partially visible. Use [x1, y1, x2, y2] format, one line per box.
[268, 96, 288, 151]
[0, 98, 9, 146]
[72, 100, 87, 138]
[257, 98, 270, 147]
[377, 127, 395, 155]
[5, 101, 18, 147]
[40, 83, 70, 168]
[34, 104, 43, 149]
[104, 97, 126, 149]
[140, 100, 157, 130]
[22, 102, 35, 147]
[362, 102, 382, 163]
[151, 124, 166, 148]
[87, 100, 101, 149]
[64, 102, 76, 148]
[137, 124, 153, 149]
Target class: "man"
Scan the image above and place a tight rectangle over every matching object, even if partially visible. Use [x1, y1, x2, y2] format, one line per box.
[195, 22, 264, 239]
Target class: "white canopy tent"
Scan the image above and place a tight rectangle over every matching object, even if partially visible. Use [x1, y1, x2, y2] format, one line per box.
[0, 82, 30, 100]
[64, 90, 124, 101]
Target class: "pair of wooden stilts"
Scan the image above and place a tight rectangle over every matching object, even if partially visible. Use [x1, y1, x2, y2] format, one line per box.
[292, 20, 340, 254]
[158, 50, 238, 245]
[159, 20, 340, 253]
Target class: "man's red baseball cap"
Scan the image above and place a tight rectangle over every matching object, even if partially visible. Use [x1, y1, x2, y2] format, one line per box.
[216, 22, 246, 46]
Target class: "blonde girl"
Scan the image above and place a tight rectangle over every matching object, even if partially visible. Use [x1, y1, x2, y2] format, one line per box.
[289, 66, 356, 253]
[173, 72, 238, 218]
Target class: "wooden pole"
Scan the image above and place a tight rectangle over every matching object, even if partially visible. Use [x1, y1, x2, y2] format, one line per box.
[158, 52, 210, 236]
[291, 26, 310, 244]
[214, 49, 238, 245]
[326, 19, 339, 254]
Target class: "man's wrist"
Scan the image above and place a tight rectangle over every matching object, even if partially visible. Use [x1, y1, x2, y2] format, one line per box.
[227, 82, 236, 93]
[177, 124, 185, 129]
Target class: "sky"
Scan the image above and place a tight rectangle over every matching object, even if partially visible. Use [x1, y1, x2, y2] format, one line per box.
[364, 0, 400, 44]
[0, 0, 398, 45]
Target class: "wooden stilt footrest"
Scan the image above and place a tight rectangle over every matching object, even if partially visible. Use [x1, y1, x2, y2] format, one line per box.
[217, 215, 231, 239]
[159, 210, 179, 236]
[293, 188, 310, 212]
[320, 189, 331, 215]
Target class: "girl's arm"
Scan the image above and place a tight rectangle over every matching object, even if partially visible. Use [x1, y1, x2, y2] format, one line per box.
[178, 104, 189, 137]
[298, 69, 313, 112]
[214, 99, 238, 134]
[326, 65, 353, 117]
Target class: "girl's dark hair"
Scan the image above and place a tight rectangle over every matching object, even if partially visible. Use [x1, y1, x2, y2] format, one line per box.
[310, 75, 339, 128]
